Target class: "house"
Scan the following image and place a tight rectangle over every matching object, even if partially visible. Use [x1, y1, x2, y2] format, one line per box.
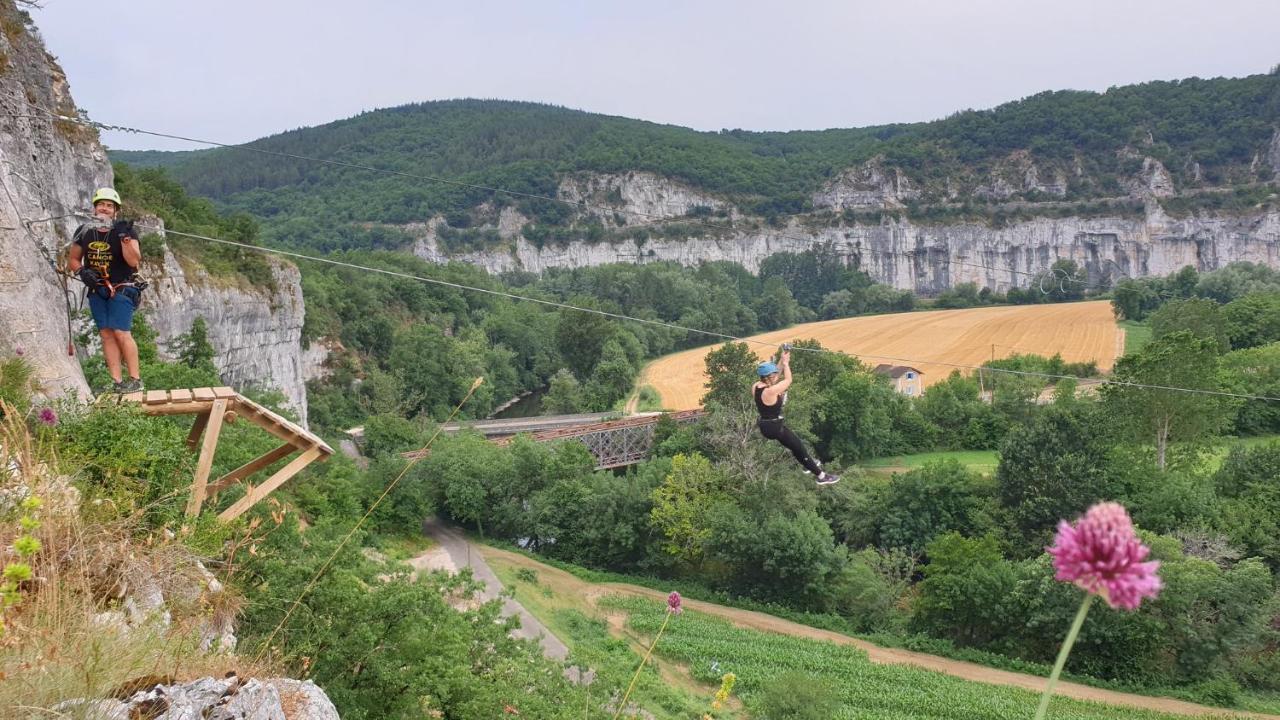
[873, 364, 924, 396]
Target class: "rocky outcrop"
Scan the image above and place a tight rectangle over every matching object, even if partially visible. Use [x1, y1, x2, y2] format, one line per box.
[0, 3, 108, 399]
[558, 171, 728, 224]
[1269, 128, 1280, 174]
[144, 244, 313, 426]
[421, 205, 1280, 294]
[813, 159, 919, 210]
[55, 676, 340, 720]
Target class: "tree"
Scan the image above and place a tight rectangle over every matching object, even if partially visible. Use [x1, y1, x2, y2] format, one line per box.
[874, 460, 993, 553]
[543, 368, 584, 414]
[1102, 331, 1237, 470]
[649, 453, 729, 567]
[1220, 343, 1280, 435]
[1222, 293, 1280, 349]
[1148, 297, 1229, 352]
[701, 341, 758, 412]
[812, 370, 905, 462]
[585, 338, 635, 410]
[996, 403, 1116, 546]
[912, 533, 1017, 647]
[170, 316, 217, 371]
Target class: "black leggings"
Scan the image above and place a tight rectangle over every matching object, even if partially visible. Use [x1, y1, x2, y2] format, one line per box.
[758, 419, 823, 475]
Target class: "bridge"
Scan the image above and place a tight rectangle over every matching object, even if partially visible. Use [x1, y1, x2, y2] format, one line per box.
[403, 409, 706, 469]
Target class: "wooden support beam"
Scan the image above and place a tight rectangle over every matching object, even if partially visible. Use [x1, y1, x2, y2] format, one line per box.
[218, 445, 324, 523]
[206, 443, 296, 497]
[186, 398, 227, 518]
[186, 410, 211, 451]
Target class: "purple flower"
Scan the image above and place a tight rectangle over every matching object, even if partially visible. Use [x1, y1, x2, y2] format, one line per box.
[14, 347, 24, 357]
[1047, 502, 1161, 610]
[667, 591, 683, 615]
[37, 407, 58, 427]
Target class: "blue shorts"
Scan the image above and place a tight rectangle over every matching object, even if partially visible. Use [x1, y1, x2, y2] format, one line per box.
[87, 286, 140, 332]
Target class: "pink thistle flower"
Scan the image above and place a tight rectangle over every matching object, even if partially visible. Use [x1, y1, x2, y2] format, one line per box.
[37, 407, 58, 427]
[667, 591, 683, 615]
[1047, 502, 1161, 610]
[14, 347, 24, 357]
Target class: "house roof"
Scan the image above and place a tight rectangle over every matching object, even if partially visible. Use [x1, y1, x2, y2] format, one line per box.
[872, 364, 924, 378]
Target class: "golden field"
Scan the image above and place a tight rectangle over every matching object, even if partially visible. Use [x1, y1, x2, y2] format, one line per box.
[635, 300, 1122, 411]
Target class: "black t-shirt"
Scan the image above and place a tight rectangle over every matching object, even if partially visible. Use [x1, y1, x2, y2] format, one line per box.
[75, 220, 136, 284]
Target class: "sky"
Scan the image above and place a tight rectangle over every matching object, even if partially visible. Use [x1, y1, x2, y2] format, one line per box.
[30, 0, 1280, 151]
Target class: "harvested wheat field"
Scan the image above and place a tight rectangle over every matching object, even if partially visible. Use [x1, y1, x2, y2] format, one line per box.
[637, 300, 1122, 411]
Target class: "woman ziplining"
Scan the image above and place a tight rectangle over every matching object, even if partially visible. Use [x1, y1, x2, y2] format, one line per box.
[752, 345, 839, 485]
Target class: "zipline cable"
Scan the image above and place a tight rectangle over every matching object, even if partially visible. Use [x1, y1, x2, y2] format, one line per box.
[133, 217, 1280, 405]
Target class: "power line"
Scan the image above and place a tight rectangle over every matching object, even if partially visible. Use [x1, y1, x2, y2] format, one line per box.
[12, 107, 1107, 291]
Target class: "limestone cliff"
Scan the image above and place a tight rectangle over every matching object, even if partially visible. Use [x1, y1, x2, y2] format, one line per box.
[409, 168, 1279, 292]
[143, 240, 314, 427]
[0, 3, 108, 398]
[0, 4, 319, 419]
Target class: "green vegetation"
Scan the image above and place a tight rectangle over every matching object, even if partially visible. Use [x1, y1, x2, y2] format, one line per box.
[861, 449, 999, 474]
[1119, 320, 1152, 355]
[604, 595, 1212, 719]
[112, 72, 1280, 252]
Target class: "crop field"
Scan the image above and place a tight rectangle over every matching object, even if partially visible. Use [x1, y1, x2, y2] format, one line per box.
[635, 301, 1122, 411]
[604, 595, 1246, 720]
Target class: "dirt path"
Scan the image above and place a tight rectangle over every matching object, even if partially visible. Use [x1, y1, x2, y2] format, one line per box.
[480, 544, 1277, 720]
[420, 519, 569, 661]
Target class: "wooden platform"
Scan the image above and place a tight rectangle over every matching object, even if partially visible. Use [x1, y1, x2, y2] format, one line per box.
[118, 386, 333, 522]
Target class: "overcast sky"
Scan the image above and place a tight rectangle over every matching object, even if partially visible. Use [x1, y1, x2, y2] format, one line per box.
[31, 0, 1280, 151]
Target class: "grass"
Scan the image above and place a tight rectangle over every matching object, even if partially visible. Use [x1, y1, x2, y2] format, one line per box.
[861, 449, 999, 475]
[1119, 320, 1152, 355]
[375, 532, 436, 561]
[489, 555, 722, 719]
[634, 385, 666, 413]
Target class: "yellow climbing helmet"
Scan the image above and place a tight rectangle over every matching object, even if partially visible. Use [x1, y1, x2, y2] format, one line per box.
[91, 187, 122, 207]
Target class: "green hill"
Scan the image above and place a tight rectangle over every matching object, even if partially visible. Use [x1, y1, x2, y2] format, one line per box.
[112, 72, 1280, 234]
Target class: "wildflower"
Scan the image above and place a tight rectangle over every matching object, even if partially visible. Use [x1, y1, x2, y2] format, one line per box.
[37, 407, 58, 427]
[1034, 502, 1163, 720]
[668, 590, 683, 615]
[1047, 501, 1161, 610]
[614, 592, 683, 719]
[14, 347, 23, 356]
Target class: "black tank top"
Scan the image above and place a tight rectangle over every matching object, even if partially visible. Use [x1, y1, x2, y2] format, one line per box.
[754, 385, 783, 420]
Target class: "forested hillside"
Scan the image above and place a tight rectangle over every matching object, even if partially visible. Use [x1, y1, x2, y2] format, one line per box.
[113, 71, 1280, 248]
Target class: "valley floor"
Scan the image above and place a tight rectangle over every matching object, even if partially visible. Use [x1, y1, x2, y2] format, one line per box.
[480, 543, 1278, 719]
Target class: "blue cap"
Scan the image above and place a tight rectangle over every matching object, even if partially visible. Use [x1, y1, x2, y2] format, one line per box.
[757, 361, 779, 377]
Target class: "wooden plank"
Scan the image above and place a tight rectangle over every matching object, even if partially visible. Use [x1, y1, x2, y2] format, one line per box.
[206, 443, 296, 497]
[119, 391, 146, 403]
[169, 389, 193, 403]
[144, 390, 169, 404]
[213, 386, 237, 399]
[186, 398, 227, 518]
[186, 411, 211, 451]
[139, 401, 216, 417]
[218, 445, 324, 522]
[192, 387, 216, 401]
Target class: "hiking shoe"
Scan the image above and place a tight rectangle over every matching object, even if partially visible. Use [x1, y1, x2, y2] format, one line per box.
[816, 472, 840, 486]
[119, 377, 144, 393]
[111, 380, 127, 394]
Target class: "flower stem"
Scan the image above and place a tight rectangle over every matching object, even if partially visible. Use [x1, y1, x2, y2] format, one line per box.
[1034, 593, 1095, 720]
[613, 610, 672, 720]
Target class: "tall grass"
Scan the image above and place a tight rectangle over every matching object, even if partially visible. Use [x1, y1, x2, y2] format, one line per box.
[0, 404, 275, 713]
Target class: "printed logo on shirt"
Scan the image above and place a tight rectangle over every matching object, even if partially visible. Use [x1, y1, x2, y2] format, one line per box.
[86, 239, 112, 276]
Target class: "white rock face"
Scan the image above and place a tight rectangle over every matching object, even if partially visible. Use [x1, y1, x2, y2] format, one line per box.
[558, 171, 727, 224]
[0, 9, 109, 399]
[813, 159, 919, 210]
[144, 244, 312, 426]
[55, 676, 341, 720]
[425, 207, 1280, 294]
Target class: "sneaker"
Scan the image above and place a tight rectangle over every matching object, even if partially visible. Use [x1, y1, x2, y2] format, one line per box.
[111, 380, 127, 394]
[816, 472, 840, 486]
[119, 377, 144, 393]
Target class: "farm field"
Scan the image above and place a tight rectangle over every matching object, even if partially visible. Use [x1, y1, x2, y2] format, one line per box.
[862, 449, 1000, 476]
[483, 545, 1272, 720]
[635, 301, 1122, 411]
